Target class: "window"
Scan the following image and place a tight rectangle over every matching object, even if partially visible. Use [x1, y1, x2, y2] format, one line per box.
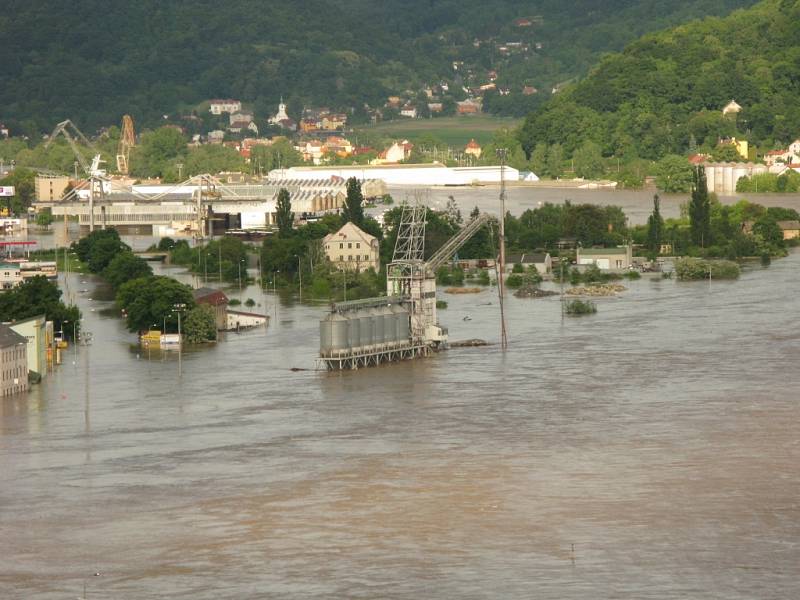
[339, 243, 343, 249]
[348, 255, 353, 261]
[364, 255, 369, 261]
[356, 242, 360, 249]
[348, 243, 352, 249]
[616, 260, 623, 268]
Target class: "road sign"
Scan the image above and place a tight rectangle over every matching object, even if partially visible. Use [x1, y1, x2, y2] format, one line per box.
[0, 186, 15, 197]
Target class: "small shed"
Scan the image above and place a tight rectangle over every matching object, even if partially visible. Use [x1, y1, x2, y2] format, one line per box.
[192, 287, 229, 331]
[506, 252, 552, 274]
[576, 246, 633, 271]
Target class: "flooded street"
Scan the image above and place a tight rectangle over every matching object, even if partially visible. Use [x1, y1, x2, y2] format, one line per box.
[2, 243, 799, 598]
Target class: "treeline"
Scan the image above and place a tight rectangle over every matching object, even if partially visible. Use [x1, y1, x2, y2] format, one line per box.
[72, 229, 216, 340]
[0, 0, 754, 132]
[518, 0, 800, 164]
[0, 277, 81, 340]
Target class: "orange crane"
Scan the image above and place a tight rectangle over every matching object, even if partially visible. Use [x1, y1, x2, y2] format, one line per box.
[116, 115, 135, 175]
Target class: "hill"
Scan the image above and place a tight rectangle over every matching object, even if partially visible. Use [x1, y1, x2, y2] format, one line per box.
[518, 0, 800, 160]
[0, 0, 756, 133]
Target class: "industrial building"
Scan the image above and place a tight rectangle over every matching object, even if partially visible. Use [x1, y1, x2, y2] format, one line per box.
[704, 162, 768, 195]
[272, 164, 521, 186]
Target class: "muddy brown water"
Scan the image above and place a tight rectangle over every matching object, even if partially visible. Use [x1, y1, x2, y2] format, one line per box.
[2, 245, 799, 598]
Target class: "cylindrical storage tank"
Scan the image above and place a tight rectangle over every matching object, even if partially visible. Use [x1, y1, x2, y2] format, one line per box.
[379, 305, 394, 345]
[330, 313, 349, 354]
[346, 313, 360, 351]
[320, 315, 333, 355]
[370, 307, 385, 348]
[359, 308, 374, 350]
[391, 304, 410, 343]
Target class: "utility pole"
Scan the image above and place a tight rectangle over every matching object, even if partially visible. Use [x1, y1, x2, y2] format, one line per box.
[218, 243, 222, 282]
[496, 147, 509, 350]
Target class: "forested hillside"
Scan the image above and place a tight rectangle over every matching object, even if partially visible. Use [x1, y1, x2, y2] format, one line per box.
[0, 0, 754, 133]
[518, 0, 800, 160]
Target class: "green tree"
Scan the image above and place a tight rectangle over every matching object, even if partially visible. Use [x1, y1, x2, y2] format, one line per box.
[689, 167, 711, 247]
[573, 141, 605, 179]
[530, 142, 548, 177]
[130, 127, 187, 178]
[36, 210, 53, 229]
[655, 155, 694, 193]
[116, 276, 196, 333]
[752, 216, 784, 248]
[0, 276, 81, 339]
[546, 143, 564, 178]
[182, 305, 217, 343]
[102, 251, 153, 290]
[342, 177, 365, 227]
[646, 194, 665, 254]
[275, 188, 294, 237]
[87, 235, 129, 273]
[0, 168, 35, 215]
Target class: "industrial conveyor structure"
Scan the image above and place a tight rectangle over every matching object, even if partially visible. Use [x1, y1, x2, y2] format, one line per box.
[319, 200, 492, 370]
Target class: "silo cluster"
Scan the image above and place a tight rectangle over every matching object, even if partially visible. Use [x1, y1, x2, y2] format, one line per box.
[320, 301, 410, 358]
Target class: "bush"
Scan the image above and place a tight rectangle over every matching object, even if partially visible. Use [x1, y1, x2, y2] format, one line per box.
[228, 298, 242, 306]
[622, 270, 641, 280]
[565, 299, 597, 315]
[505, 274, 524, 288]
[244, 298, 256, 307]
[512, 263, 524, 273]
[436, 300, 448, 309]
[674, 257, 740, 280]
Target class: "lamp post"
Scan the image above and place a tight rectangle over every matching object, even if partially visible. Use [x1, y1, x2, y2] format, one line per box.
[172, 303, 186, 378]
[294, 254, 302, 300]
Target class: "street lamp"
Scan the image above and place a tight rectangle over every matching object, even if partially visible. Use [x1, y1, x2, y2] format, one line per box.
[294, 254, 302, 300]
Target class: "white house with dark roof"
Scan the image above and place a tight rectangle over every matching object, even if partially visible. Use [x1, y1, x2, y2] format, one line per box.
[576, 245, 633, 271]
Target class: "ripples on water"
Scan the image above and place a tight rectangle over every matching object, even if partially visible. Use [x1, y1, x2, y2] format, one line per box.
[1, 253, 799, 598]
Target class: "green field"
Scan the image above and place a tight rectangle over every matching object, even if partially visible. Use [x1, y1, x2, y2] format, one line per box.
[353, 115, 519, 147]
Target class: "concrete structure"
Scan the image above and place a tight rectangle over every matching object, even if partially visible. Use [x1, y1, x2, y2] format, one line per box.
[35, 175, 71, 201]
[577, 246, 633, 271]
[777, 220, 800, 240]
[209, 99, 242, 115]
[0, 324, 28, 396]
[227, 310, 268, 331]
[704, 162, 768, 195]
[0, 262, 22, 290]
[506, 252, 552, 275]
[272, 164, 520, 186]
[8, 314, 48, 379]
[192, 287, 228, 331]
[323, 222, 380, 273]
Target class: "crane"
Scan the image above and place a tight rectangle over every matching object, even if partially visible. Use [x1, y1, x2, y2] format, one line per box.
[387, 200, 492, 345]
[45, 119, 105, 177]
[116, 115, 135, 175]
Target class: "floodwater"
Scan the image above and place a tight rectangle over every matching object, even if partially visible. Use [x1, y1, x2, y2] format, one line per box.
[2, 246, 799, 598]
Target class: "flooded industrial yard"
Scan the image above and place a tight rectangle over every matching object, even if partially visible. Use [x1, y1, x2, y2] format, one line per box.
[3, 193, 800, 598]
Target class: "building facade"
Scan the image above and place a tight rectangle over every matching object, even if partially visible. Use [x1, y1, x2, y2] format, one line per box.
[577, 246, 633, 271]
[0, 263, 22, 290]
[323, 222, 380, 273]
[209, 99, 242, 115]
[35, 175, 71, 201]
[192, 287, 228, 332]
[8, 314, 48, 379]
[0, 324, 28, 396]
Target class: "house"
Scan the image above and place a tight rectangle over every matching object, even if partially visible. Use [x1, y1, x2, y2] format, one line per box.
[0, 123, 8, 138]
[229, 121, 259, 135]
[0, 262, 22, 290]
[386, 96, 402, 109]
[320, 113, 347, 130]
[400, 105, 418, 119]
[209, 99, 242, 115]
[207, 130, 225, 144]
[0, 323, 28, 396]
[789, 139, 800, 159]
[427, 103, 443, 114]
[227, 310, 268, 331]
[722, 99, 742, 117]
[506, 253, 552, 275]
[375, 140, 414, 164]
[719, 136, 748, 159]
[192, 287, 228, 331]
[764, 149, 792, 166]
[300, 118, 319, 132]
[0, 218, 28, 235]
[8, 314, 50, 380]
[576, 245, 633, 271]
[688, 153, 711, 165]
[456, 99, 481, 115]
[229, 112, 254, 125]
[323, 222, 380, 273]
[776, 220, 800, 240]
[465, 139, 482, 159]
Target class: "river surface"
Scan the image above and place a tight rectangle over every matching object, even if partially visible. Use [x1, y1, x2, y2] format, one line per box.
[2, 243, 799, 598]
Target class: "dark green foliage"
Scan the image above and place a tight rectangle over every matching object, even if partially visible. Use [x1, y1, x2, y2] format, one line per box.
[436, 266, 465, 286]
[276, 188, 294, 237]
[565, 299, 597, 315]
[689, 167, 711, 247]
[183, 305, 217, 343]
[102, 252, 153, 290]
[0, 168, 35, 215]
[157, 237, 176, 251]
[116, 276, 196, 333]
[518, 0, 795, 160]
[0, 276, 81, 339]
[72, 228, 131, 273]
[342, 178, 365, 227]
[646, 195, 665, 253]
[654, 155, 694, 192]
[674, 257, 740, 280]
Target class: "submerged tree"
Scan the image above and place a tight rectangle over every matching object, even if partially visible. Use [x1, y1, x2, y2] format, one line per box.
[342, 177, 364, 227]
[689, 167, 710, 247]
[275, 188, 294, 237]
[646, 194, 664, 254]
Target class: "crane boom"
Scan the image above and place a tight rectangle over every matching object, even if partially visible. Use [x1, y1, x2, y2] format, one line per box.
[116, 115, 135, 175]
[425, 212, 492, 272]
[46, 119, 102, 176]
